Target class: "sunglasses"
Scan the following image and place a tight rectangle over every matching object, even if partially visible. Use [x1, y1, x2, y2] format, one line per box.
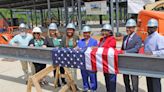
[33, 33, 40, 35]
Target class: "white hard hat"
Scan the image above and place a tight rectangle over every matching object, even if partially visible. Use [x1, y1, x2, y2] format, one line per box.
[102, 24, 112, 31]
[32, 27, 42, 33]
[48, 23, 58, 30]
[19, 23, 27, 29]
[66, 23, 76, 30]
[147, 18, 158, 27]
[125, 19, 136, 27]
[82, 26, 91, 32]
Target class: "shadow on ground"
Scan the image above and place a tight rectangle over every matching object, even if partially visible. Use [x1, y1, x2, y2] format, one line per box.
[1, 58, 18, 62]
[0, 74, 146, 92]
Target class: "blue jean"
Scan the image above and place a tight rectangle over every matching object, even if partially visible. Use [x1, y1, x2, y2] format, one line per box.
[104, 73, 117, 92]
[81, 70, 97, 90]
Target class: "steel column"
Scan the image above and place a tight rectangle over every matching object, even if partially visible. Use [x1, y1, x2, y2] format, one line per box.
[30, 9, 33, 28]
[109, 0, 114, 31]
[64, 0, 69, 25]
[77, 0, 82, 30]
[47, 0, 51, 21]
[57, 8, 60, 26]
[10, 9, 14, 26]
[72, 0, 75, 24]
[40, 9, 44, 26]
[115, 0, 120, 36]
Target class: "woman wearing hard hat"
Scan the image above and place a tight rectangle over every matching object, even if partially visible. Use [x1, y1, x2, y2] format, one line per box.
[43, 23, 66, 87]
[77, 26, 98, 92]
[29, 27, 47, 86]
[61, 23, 79, 48]
[61, 23, 79, 89]
[98, 24, 117, 92]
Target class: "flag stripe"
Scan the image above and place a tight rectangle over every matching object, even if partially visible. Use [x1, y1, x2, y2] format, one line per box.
[84, 47, 119, 74]
[96, 48, 104, 72]
[107, 48, 115, 73]
[102, 48, 109, 73]
[91, 48, 98, 71]
[84, 48, 92, 70]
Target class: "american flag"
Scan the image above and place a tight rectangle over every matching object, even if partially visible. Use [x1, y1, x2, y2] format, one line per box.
[52, 48, 86, 70]
[52, 47, 119, 74]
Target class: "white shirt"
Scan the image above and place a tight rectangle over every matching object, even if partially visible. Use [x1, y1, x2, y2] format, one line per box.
[124, 32, 136, 49]
[9, 33, 33, 47]
[144, 31, 164, 56]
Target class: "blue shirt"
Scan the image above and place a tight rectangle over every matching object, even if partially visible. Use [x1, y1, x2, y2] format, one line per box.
[9, 33, 33, 47]
[78, 37, 97, 49]
[144, 32, 164, 56]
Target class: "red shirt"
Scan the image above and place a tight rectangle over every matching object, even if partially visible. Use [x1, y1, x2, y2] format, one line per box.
[98, 36, 116, 48]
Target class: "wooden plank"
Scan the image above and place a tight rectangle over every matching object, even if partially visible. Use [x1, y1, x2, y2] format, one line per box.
[27, 77, 32, 92]
[32, 77, 42, 92]
[32, 66, 55, 81]
[54, 66, 60, 88]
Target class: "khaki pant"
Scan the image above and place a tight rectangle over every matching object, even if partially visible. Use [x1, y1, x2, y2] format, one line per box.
[68, 68, 77, 83]
[20, 61, 35, 80]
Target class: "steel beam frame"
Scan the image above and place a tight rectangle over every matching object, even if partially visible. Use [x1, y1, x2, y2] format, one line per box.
[0, 45, 164, 78]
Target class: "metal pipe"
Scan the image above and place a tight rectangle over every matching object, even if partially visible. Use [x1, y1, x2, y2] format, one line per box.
[115, 0, 119, 36]
[99, 15, 103, 25]
[34, 9, 37, 26]
[120, 6, 122, 23]
[72, 0, 75, 24]
[47, 0, 51, 22]
[26, 10, 31, 29]
[30, 9, 33, 28]
[10, 9, 13, 26]
[64, 0, 69, 25]
[77, 0, 82, 30]
[109, 0, 114, 31]
[32, 0, 37, 26]
[40, 9, 44, 26]
[57, 8, 60, 26]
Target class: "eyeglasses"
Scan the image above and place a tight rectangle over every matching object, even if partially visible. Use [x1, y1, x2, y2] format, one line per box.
[33, 33, 40, 35]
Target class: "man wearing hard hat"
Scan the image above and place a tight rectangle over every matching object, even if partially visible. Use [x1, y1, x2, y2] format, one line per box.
[121, 19, 142, 92]
[77, 26, 98, 92]
[9, 23, 35, 83]
[43, 23, 66, 87]
[98, 24, 117, 92]
[144, 18, 164, 92]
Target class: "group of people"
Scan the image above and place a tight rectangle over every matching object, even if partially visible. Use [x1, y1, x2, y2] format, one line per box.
[122, 18, 164, 92]
[8, 18, 164, 92]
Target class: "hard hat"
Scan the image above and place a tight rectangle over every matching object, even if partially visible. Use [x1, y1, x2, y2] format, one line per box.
[82, 26, 91, 32]
[66, 23, 76, 30]
[147, 18, 158, 27]
[32, 27, 42, 33]
[102, 24, 112, 31]
[125, 19, 136, 27]
[19, 23, 27, 28]
[48, 23, 58, 30]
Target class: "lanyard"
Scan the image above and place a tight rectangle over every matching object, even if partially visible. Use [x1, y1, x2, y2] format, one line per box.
[53, 38, 61, 47]
[34, 39, 44, 47]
